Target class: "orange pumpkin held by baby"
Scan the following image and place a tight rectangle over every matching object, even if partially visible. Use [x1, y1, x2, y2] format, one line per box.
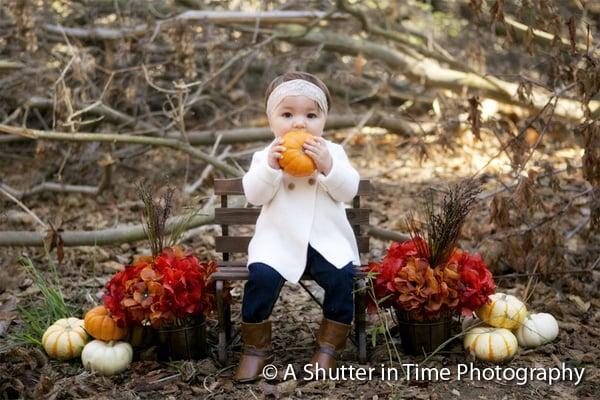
[84, 305, 128, 341]
[279, 130, 317, 177]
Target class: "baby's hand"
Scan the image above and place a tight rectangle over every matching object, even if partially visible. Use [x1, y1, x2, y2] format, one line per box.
[268, 137, 286, 170]
[303, 136, 332, 175]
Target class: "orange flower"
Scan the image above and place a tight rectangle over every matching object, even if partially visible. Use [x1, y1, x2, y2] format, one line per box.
[392, 258, 440, 319]
[365, 238, 495, 321]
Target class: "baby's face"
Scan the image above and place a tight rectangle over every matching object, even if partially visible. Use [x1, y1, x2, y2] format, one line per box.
[268, 95, 326, 138]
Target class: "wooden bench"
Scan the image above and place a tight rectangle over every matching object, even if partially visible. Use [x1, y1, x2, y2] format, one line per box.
[212, 177, 372, 365]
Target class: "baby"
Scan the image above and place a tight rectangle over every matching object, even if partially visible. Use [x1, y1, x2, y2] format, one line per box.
[235, 72, 361, 382]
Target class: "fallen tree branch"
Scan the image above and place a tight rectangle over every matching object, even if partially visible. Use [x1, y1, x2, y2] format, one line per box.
[0, 213, 215, 247]
[503, 16, 600, 58]
[0, 113, 421, 145]
[0, 124, 242, 177]
[335, 0, 511, 97]
[341, 107, 376, 147]
[26, 96, 158, 132]
[0, 96, 160, 144]
[0, 213, 409, 247]
[0, 166, 112, 200]
[0, 60, 25, 70]
[325, 75, 436, 105]
[365, 225, 410, 243]
[44, 11, 346, 41]
[185, 145, 231, 194]
[169, 113, 418, 144]
[277, 25, 600, 120]
[0, 181, 99, 198]
[0, 186, 47, 229]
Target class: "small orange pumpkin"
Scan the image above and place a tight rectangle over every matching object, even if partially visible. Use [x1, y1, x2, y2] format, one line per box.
[278, 130, 317, 177]
[84, 305, 128, 341]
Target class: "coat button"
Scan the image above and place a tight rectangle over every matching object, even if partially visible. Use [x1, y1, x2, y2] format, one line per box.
[308, 178, 315, 185]
[288, 183, 295, 190]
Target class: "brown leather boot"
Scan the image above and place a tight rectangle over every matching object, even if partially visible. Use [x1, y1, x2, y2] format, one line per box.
[310, 318, 352, 371]
[234, 321, 274, 382]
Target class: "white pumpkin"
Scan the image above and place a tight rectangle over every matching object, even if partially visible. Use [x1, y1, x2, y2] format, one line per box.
[81, 340, 133, 376]
[42, 317, 89, 360]
[515, 313, 559, 347]
[464, 327, 518, 362]
[476, 293, 527, 329]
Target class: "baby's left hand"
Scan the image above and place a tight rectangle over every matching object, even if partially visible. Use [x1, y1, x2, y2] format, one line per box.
[303, 136, 332, 176]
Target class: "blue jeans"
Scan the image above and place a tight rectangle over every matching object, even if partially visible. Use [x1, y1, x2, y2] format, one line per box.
[241, 245, 356, 324]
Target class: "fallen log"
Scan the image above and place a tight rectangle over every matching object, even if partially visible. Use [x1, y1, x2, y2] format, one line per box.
[0, 213, 215, 247]
[0, 219, 408, 247]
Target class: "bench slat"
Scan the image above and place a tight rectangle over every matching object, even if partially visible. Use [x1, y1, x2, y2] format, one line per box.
[219, 260, 247, 267]
[211, 266, 367, 281]
[214, 178, 373, 196]
[215, 207, 370, 225]
[216, 236, 369, 253]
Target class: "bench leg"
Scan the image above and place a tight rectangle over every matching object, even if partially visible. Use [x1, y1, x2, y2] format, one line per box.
[225, 300, 232, 343]
[354, 277, 367, 363]
[216, 280, 228, 365]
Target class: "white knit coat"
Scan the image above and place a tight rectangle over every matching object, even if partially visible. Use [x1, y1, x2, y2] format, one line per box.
[242, 140, 361, 283]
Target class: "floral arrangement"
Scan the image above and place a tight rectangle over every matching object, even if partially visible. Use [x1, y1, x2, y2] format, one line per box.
[103, 182, 219, 329]
[366, 238, 495, 320]
[103, 246, 217, 328]
[366, 179, 496, 321]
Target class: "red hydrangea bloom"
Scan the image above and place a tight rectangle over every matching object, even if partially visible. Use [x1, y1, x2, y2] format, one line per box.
[103, 247, 218, 328]
[386, 238, 422, 262]
[103, 257, 153, 328]
[154, 247, 218, 326]
[449, 250, 496, 316]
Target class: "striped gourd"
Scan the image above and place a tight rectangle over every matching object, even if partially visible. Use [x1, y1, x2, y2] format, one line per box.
[476, 293, 527, 329]
[42, 318, 89, 360]
[464, 327, 518, 362]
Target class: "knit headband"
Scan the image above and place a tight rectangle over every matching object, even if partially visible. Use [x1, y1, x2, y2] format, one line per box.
[266, 79, 328, 119]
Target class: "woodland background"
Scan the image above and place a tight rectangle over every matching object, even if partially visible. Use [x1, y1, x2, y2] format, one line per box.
[0, 0, 599, 399]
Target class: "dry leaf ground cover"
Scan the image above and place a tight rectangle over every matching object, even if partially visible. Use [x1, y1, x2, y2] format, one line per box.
[0, 125, 599, 399]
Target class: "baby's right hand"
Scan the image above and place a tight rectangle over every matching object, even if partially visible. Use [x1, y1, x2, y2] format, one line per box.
[268, 137, 286, 170]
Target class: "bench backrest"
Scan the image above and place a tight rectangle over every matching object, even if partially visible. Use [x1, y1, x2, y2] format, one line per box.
[214, 178, 372, 262]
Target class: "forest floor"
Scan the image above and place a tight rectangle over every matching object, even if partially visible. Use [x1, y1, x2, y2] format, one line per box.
[1, 125, 599, 399]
